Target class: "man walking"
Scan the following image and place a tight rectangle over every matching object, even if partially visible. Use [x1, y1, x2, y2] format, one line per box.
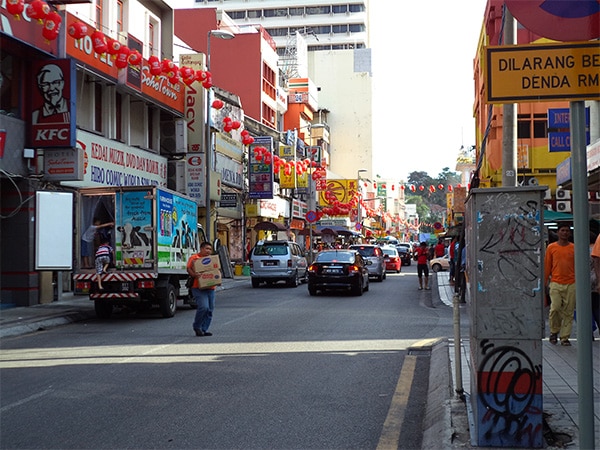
[415, 241, 431, 290]
[187, 242, 217, 337]
[544, 223, 575, 346]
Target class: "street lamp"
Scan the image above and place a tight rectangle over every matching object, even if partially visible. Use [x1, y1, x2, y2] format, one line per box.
[205, 29, 235, 243]
[356, 169, 368, 237]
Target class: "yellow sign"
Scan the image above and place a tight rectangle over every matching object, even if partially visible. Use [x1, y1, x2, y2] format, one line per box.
[318, 179, 352, 206]
[485, 41, 599, 103]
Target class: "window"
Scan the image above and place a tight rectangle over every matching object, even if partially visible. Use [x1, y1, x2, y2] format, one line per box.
[306, 6, 330, 15]
[349, 4, 365, 12]
[229, 10, 245, 20]
[533, 113, 547, 138]
[96, 0, 103, 29]
[94, 83, 103, 133]
[332, 5, 347, 14]
[264, 8, 287, 18]
[247, 10, 261, 19]
[312, 25, 331, 35]
[332, 25, 347, 34]
[148, 21, 154, 56]
[517, 114, 531, 139]
[116, 92, 122, 141]
[349, 24, 365, 32]
[289, 7, 304, 16]
[116, 0, 124, 33]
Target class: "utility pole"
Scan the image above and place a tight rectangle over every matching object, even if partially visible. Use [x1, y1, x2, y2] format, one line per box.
[502, 8, 517, 187]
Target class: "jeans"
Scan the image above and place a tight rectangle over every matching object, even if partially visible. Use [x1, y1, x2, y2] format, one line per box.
[192, 288, 215, 333]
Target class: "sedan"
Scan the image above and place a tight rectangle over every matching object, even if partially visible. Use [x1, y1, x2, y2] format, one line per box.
[307, 250, 370, 296]
[395, 246, 412, 266]
[430, 254, 451, 272]
[381, 246, 401, 273]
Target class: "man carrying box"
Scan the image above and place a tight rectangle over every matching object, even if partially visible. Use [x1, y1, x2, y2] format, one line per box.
[187, 242, 220, 337]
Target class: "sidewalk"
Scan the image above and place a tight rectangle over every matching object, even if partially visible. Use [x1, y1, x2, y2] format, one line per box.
[435, 272, 600, 449]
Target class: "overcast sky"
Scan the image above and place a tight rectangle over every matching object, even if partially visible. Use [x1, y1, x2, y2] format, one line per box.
[369, 1, 487, 181]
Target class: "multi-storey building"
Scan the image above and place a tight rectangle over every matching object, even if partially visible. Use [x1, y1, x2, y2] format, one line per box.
[168, 0, 373, 183]
[1, 1, 187, 306]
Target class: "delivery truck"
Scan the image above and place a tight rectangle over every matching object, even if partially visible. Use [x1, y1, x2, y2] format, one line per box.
[73, 186, 206, 319]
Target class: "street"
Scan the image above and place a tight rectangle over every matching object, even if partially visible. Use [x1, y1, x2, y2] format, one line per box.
[0, 266, 458, 449]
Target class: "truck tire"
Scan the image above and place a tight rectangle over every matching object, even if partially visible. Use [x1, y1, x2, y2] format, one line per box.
[159, 284, 177, 318]
[94, 300, 113, 319]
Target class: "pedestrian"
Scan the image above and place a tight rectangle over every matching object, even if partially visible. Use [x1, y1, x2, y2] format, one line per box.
[590, 232, 600, 338]
[415, 241, 431, 290]
[95, 236, 113, 290]
[434, 238, 445, 258]
[448, 237, 456, 283]
[187, 242, 217, 337]
[82, 218, 114, 269]
[544, 223, 575, 346]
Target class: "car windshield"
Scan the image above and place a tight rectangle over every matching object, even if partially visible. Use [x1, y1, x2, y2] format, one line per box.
[351, 246, 377, 257]
[382, 248, 398, 256]
[316, 251, 355, 263]
[254, 244, 287, 256]
[396, 247, 408, 254]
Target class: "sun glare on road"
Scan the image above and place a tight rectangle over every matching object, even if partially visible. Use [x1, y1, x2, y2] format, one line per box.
[0, 339, 423, 369]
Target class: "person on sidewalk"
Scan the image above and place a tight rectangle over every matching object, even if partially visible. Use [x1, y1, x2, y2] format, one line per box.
[591, 232, 600, 338]
[448, 237, 456, 283]
[94, 237, 113, 290]
[415, 241, 431, 290]
[187, 242, 217, 337]
[434, 238, 445, 258]
[544, 223, 575, 346]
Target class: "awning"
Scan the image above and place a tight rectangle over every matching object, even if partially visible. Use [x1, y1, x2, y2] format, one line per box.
[543, 210, 572, 223]
[254, 221, 288, 232]
[297, 227, 321, 236]
[316, 225, 360, 237]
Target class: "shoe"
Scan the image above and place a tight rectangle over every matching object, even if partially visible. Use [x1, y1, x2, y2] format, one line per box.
[549, 333, 558, 344]
[202, 331, 212, 336]
[425, 286, 431, 290]
[418, 287, 423, 290]
[194, 329, 204, 337]
[561, 339, 571, 346]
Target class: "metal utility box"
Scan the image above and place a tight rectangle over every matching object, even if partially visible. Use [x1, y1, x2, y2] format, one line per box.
[466, 186, 546, 448]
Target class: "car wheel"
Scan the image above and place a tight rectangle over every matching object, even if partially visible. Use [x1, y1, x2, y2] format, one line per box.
[158, 283, 177, 318]
[364, 277, 369, 292]
[251, 277, 260, 288]
[352, 279, 363, 296]
[308, 286, 317, 296]
[287, 271, 300, 288]
[432, 263, 442, 273]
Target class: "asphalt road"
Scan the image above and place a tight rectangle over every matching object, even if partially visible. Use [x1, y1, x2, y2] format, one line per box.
[0, 266, 456, 449]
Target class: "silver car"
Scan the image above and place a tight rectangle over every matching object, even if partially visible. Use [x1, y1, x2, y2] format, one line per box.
[250, 240, 308, 288]
[349, 244, 386, 281]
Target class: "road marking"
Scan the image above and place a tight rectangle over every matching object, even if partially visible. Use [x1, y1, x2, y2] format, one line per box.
[376, 355, 417, 449]
[0, 389, 52, 413]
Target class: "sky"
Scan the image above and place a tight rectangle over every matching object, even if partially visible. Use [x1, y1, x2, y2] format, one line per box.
[369, 1, 487, 181]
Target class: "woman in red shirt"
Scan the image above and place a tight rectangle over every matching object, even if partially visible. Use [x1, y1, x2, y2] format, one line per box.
[415, 241, 431, 290]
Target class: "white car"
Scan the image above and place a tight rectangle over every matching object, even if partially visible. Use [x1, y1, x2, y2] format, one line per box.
[430, 254, 451, 272]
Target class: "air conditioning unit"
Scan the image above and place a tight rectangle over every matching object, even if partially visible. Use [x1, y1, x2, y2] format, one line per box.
[556, 200, 572, 213]
[527, 177, 539, 186]
[544, 188, 552, 200]
[556, 188, 571, 200]
[167, 160, 188, 194]
[161, 119, 187, 155]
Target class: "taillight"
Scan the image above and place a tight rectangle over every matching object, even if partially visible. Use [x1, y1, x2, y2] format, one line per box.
[287, 259, 292, 268]
[137, 280, 155, 289]
[348, 265, 360, 273]
[308, 264, 317, 273]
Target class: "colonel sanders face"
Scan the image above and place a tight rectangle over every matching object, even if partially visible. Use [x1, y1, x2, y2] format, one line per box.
[37, 64, 65, 109]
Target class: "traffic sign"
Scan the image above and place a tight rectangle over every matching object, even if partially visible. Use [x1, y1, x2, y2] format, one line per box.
[485, 41, 600, 103]
[506, 0, 600, 41]
[306, 210, 317, 223]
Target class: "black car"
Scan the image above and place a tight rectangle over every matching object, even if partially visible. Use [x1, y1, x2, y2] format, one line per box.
[396, 245, 412, 266]
[307, 250, 370, 296]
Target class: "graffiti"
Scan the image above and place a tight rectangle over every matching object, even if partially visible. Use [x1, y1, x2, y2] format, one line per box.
[477, 339, 543, 447]
[477, 196, 543, 298]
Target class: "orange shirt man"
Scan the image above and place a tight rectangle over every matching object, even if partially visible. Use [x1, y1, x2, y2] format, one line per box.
[544, 224, 575, 346]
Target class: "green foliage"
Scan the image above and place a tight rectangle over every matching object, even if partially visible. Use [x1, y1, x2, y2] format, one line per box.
[406, 168, 461, 226]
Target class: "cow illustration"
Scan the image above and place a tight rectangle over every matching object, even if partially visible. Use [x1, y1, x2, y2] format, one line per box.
[118, 222, 153, 265]
[170, 217, 198, 262]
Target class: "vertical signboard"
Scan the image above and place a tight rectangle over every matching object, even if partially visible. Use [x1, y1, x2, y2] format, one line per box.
[30, 59, 77, 148]
[248, 136, 274, 199]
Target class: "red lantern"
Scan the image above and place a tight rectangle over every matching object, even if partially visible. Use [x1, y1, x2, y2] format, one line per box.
[202, 77, 213, 89]
[115, 46, 131, 69]
[447, 185, 453, 192]
[68, 21, 87, 39]
[400, 185, 405, 190]
[168, 73, 180, 85]
[410, 185, 416, 192]
[211, 99, 224, 109]
[128, 50, 142, 67]
[42, 11, 61, 42]
[148, 55, 162, 77]
[419, 185, 425, 191]
[179, 66, 194, 80]
[106, 38, 121, 56]
[429, 185, 436, 193]
[6, 0, 25, 20]
[26, 0, 49, 23]
[231, 121, 241, 130]
[438, 184, 444, 190]
[161, 59, 178, 78]
[91, 30, 108, 54]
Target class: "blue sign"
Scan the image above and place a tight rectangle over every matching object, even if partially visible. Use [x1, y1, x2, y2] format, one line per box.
[549, 131, 590, 152]
[548, 107, 590, 129]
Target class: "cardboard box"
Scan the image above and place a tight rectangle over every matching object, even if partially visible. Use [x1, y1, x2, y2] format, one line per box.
[193, 255, 221, 273]
[197, 269, 222, 288]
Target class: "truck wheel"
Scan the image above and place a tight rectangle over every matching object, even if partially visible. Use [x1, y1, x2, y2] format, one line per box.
[159, 284, 177, 318]
[94, 301, 113, 319]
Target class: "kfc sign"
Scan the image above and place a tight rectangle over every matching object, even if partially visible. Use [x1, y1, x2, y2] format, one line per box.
[29, 59, 77, 148]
